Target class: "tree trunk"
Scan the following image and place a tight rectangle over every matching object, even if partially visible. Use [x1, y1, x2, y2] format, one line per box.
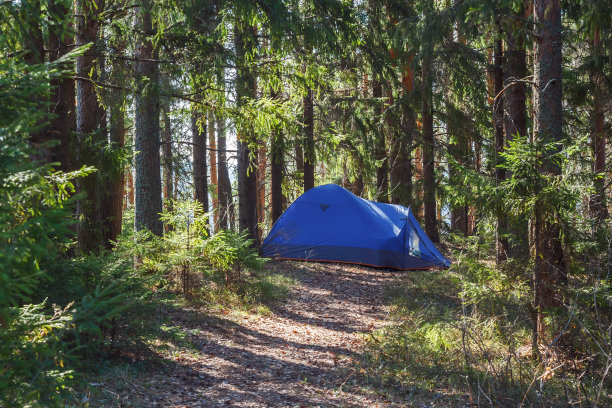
[590, 26, 609, 222]
[295, 141, 304, 193]
[390, 63, 413, 207]
[22, 0, 46, 156]
[47, 0, 76, 172]
[22, 1, 44, 67]
[505, 4, 530, 256]
[161, 98, 173, 225]
[134, 0, 163, 236]
[126, 169, 134, 209]
[493, 37, 508, 263]
[372, 77, 388, 202]
[192, 108, 209, 226]
[422, 58, 439, 242]
[303, 88, 315, 192]
[105, 46, 126, 247]
[235, 20, 258, 242]
[217, 116, 233, 230]
[270, 89, 284, 224]
[75, 0, 105, 252]
[257, 141, 267, 241]
[208, 112, 219, 232]
[533, 0, 566, 335]
[414, 144, 424, 219]
[448, 109, 468, 236]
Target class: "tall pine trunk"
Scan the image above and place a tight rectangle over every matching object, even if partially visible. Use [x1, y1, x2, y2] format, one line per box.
[47, 0, 76, 171]
[505, 1, 530, 257]
[303, 88, 315, 192]
[590, 26, 609, 222]
[270, 88, 284, 224]
[126, 169, 134, 209]
[192, 108, 209, 226]
[208, 112, 219, 232]
[75, 0, 105, 252]
[217, 116, 233, 230]
[448, 106, 468, 236]
[105, 46, 126, 247]
[134, 0, 162, 236]
[257, 141, 267, 241]
[390, 62, 414, 207]
[493, 37, 508, 263]
[372, 76, 388, 202]
[533, 0, 566, 337]
[422, 57, 439, 242]
[235, 20, 258, 242]
[22, 0, 46, 157]
[161, 99, 173, 219]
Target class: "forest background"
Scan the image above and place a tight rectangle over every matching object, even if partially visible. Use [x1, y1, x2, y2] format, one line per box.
[0, 0, 610, 406]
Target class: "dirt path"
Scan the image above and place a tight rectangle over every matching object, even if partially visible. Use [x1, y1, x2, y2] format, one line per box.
[127, 261, 405, 407]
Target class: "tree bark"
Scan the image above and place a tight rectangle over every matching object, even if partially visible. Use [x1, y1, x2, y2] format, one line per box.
[235, 20, 258, 242]
[105, 44, 126, 247]
[422, 58, 439, 242]
[589, 26, 609, 222]
[217, 116, 233, 230]
[126, 169, 134, 209]
[372, 76, 388, 202]
[134, 0, 163, 236]
[448, 109, 468, 236]
[270, 89, 284, 224]
[161, 98, 173, 225]
[390, 63, 413, 207]
[75, 0, 105, 252]
[533, 0, 566, 333]
[493, 37, 508, 263]
[22, 0, 46, 155]
[504, 1, 530, 256]
[192, 108, 209, 226]
[303, 88, 315, 192]
[257, 140, 267, 241]
[21, 1, 44, 67]
[208, 112, 219, 232]
[47, 0, 76, 171]
[295, 141, 304, 193]
[414, 144, 424, 219]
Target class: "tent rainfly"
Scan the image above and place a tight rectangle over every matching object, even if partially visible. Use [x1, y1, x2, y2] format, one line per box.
[261, 184, 450, 270]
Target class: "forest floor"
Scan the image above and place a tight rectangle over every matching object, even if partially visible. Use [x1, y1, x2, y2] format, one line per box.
[81, 261, 465, 407]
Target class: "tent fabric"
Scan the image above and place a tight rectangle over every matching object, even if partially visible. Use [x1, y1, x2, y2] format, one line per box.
[260, 184, 451, 270]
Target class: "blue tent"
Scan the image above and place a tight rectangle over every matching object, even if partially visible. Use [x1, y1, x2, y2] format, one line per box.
[261, 184, 450, 270]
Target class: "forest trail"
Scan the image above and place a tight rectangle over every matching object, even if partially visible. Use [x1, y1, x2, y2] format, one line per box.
[134, 261, 404, 407]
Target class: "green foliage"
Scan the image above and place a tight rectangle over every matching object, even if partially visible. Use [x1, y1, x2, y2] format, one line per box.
[203, 229, 266, 274]
[0, 302, 74, 407]
[120, 200, 272, 308]
[358, 232, 612, 405]
[499, 136, 582, 219]
[0, 8, 127, 405]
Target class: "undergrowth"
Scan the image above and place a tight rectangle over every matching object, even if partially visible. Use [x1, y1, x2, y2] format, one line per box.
[356, 231, 612, 407]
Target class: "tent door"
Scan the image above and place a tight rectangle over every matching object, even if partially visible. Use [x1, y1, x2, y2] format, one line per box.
[402, 218, 421, 258]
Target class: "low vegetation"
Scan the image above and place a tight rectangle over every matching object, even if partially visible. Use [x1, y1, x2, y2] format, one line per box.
[356, 233, 612, 406]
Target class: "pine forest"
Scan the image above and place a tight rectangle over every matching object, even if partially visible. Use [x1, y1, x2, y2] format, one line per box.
[1, 0, 611, 406]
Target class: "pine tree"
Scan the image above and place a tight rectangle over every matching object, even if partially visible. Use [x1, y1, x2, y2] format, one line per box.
[533, 0, 566, 333]
[134, 0, 163, 236]
[192, 106, 209, 233]
[235, 17, 259, 242]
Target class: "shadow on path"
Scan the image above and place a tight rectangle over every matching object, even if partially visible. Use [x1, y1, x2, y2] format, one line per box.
[131, 261, 406, 407]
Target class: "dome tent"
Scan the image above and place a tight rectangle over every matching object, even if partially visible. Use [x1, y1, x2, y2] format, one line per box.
[261, 184, 450, 270]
